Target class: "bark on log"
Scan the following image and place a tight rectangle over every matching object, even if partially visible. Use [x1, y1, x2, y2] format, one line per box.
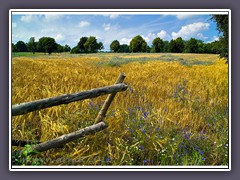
[12, 83, 128, 116]
[19, 121, 108, 154]
[94, 73, 126, 124]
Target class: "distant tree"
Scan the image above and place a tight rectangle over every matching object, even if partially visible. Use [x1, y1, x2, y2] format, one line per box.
[110, 40, 120, 52]
[196, 40, 205, 53]
[129, 35, 147, 52]
[12, 43, 18, 53]
[38, 37, 57, 54]
[98, 42, 104, 51]
[55, 44, 64, 53]
[84, 36, 99, 53]
[163, 41, 169, 52]
[77, 37, 88, 53]
[70, 46, 79, 54]
[119, 44, 129, 53]
[184, 38, 199, 53]
[64, 44, 71, 52]
[169, 37, 184, 53]
[152, 37, 164, 52]
[210, 41, 222, 54]
[27, 37, 37, 54]
[211, 15, 229, 59]
[15, 41, 28, 52]
[146, 45, 151, 53]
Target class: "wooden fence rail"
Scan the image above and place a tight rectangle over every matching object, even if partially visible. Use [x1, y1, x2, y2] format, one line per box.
[12, 73, 127, 156]
[12, 83, 127, 116]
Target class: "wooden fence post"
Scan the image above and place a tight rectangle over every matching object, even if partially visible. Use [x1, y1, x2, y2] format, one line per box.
[94, 73, 126, 124]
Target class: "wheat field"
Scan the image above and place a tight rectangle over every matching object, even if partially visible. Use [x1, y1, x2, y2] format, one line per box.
[11, 53, 229, 166]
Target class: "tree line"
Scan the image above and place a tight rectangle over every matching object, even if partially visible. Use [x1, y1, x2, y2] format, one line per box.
[12, 35, 223, 55]
[110, 35, 222, 54]
[12, 37, 71, 54]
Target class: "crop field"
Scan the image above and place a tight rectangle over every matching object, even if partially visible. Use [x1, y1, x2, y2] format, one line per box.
[11, 53, 229, 166]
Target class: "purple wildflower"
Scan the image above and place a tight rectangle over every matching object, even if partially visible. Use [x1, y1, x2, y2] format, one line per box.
[106, 157, 111, 163]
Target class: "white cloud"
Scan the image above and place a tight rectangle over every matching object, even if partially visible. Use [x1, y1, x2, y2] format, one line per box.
[78, 21, 90, 28]
[102, 14, 119, 19]
[212, 36, 219, 41]
[103, 23, 111, 31]
[171, 22, 210, 40]
[176, 15, 195, 20]
[119, 37, 131, 45]
[55, 33, 65, 42]
[142, 33, 156, 44]
[20, 15, 39, 23]
[43, 14, 63, 22]
[197, 33, 208, 40]
[157, 30, 169, 39]
[12, 22, 17, 28]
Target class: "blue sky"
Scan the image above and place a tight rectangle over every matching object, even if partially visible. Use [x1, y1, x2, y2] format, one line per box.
[11, 12, 221, 51]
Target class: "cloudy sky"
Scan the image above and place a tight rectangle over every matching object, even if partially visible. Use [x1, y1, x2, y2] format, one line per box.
[11, 12, 221, 51]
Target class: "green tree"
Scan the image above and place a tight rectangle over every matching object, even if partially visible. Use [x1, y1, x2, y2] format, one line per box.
[152, 37, 164, 52]
[78, 37, 88, 53]
[98, 42, 104, 51]
[129, 35, 147, 52]
[119, 44, 129, 53]
[64, 44, 71, 52]
[70, 46, 79, 54]
[15, 41, 28, 52]
[184, 38, 199, 53]
[55, 44, 64, 53]
[169, 37, 184, 53]
[211, 15, 229, 59]
[12, 43, 18, 54]
[110, 40, 120, 52]
[27, 37, 37, 54]
[84, 36, 99, 53]
[38, 37, 57, 54]
[163, 41, 169, 52]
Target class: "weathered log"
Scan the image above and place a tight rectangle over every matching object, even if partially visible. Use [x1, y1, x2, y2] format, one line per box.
[12, 83, 128, 116]
[94, 73, 126, 124]
[19, 121, 108, 154]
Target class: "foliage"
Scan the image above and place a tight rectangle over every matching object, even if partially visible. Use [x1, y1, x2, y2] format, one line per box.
[152, 37, 164, 53]
[129, 35, 147, 52]
[84, 36, 100, 53]
[163, 41, 170, 53]
[64, 44, 71, 52]
[38, 37, 57, 54]
[98, 42, 104, 51]
[12, 43, 18, 53]
[70, 46, 79, 54]
[169, 37, 185, 53]
[110, 40, 120, 52]
[184, 38, 201, 53]
[15, 41, 28, 52]
[27, 37, 37, 54]
[211, 15, 229, 59]
[12, 144, 43, 166]
[119, 44, 129, 53]
[12, 53, 228, 166]
[78, 37, 88, 53]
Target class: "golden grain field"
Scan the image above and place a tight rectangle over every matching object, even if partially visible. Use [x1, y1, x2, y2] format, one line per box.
[12, 53, 229, 166]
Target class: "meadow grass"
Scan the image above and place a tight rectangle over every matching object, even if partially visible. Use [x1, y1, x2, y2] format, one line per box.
[11, 53, 229, 166]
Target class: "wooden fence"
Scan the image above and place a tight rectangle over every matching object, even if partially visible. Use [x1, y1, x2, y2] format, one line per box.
[12, 73, 127, 155]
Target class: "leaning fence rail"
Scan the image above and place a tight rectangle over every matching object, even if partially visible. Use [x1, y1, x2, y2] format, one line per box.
[12, 73, 127, 156]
